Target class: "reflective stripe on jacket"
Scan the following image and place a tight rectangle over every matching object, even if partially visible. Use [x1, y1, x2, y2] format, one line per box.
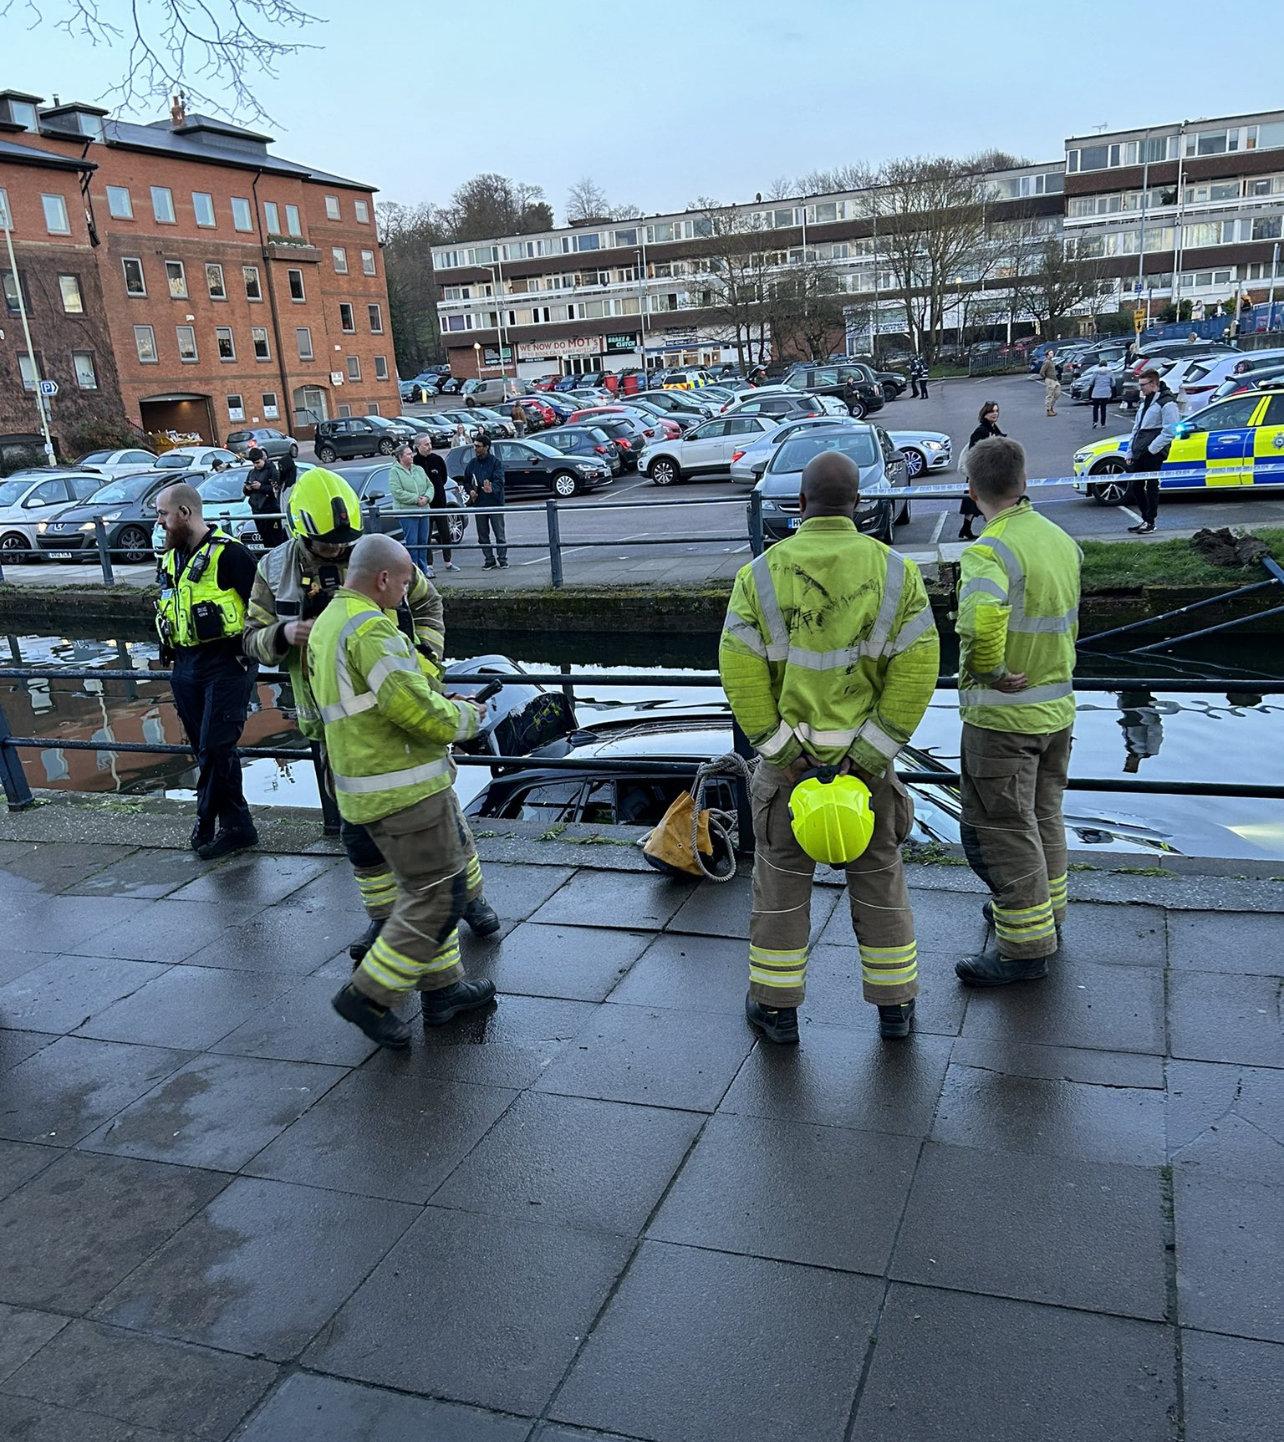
[957, 498, 1081, 734]
[307, 588, 478, 824]
[719, 515, 939, 776]
[156, 529, 246, 649]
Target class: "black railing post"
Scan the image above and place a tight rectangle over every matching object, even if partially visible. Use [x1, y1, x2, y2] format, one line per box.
[0, 702, 35, 809]
[310, 740, 341, 835]
[545, 498, 564, 588]
[93, 517, 115, 586]
[732, 717, 755, 856]
[749, 490, 764, 557]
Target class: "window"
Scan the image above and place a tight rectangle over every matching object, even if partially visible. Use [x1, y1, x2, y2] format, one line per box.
[364, 304, 384, 336]
[296, 326, 313, 360]
[227, 394, 245, 422]
[346, 355, 361, 381]
[165, 260, 188, 298]
[122, 257, 146, 296]
[332, 246, 348, 273]
[176, 325, 197, 361]
[215, 326, 235, 361]
[206, 263, 226, 299]
[72, 351, 97, 390]
[232, 196, 253, 232]
[192, 191, 215, 227]
[1077, 144, 1110, 172]
[18, 353, 41, 390]
[285, 204, 301, 237]
[3, 269, 23, 314]
[324, 195, 341, 220]
[252, 326, 270, 360]
[1252, 217, 1283, 241]
[41, 194, 70, 234]
[264, 201, 281, 235]
[9, 99, 36, 130]
[287, 269, 305, 301]
[338, 302, 354, 332]
[262, 391, 280, 419]
[134, 325, 158, 363]
[338, 403, 351, 418]
[374, 354, 388, 380]
[150, 186, 175, 223]
[360, 249, 376, 275]
[105, 185, 132, 220]
[368, 402, 380, 416]
[58, 275, 83, 314]
[354, 199, 369, 224]
[243, 265, 262, 300]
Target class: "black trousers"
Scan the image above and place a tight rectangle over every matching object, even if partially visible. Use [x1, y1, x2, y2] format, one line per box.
[170, 651, 258, 835]
[254, 516, 286, 549]
[919, 379, 930, 398]
[1091, 398, 1109, 425]
[1128, 450, 1164, 524]
[424, 512, 454, 565]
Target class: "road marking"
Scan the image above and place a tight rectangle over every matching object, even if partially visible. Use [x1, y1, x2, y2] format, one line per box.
[1119, 506, 1144, 526]
[930, 511, 948, 545]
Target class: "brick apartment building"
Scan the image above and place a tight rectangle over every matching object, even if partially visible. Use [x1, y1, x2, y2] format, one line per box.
[0, 88, 398, 458]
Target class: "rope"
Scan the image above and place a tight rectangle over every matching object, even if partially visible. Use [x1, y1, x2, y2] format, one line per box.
[689, 751, 756, 882]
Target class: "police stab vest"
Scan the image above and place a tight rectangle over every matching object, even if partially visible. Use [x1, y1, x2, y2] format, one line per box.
[156, 530, 246, 650]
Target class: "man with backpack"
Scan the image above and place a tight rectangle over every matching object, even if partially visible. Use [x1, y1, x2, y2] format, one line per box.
[1125, 369, 1181, 535]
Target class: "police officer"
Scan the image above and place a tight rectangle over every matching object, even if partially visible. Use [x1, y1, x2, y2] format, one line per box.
[954, 436, 1081, 986]
[313, 533, 498, 1048]
[720, 450, 940, 1042]
[242, 467, 500, 959]
[154, 482, 260, 859]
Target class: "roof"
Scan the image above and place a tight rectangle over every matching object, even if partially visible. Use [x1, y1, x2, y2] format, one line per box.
[0, 137, 95, 172]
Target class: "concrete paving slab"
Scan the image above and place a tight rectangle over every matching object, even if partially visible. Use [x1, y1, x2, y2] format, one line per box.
[818, 884, 989, 957]
[465, 921, 653, 1002]
[1166, 1059, 1284, 1181]
[60, 847, 227, 899]
[0, 1150, 228, 1312]
[949, 1036, 1165, 1089]
[529, 869, 696, 931]
[9, 894, 156, 957]
[234, 1372, 532, 1442]
[0, 955, 170, 1035]
[664, 875, 841, 941]
[92, 1175, 419, 1361]
[73, 965, 294, 1051]
[179, 906, 353, 974]
[1174, 1169, 1284, 1343]
[0, 1305, 67, 1388]
[430, 1090, 702, 1235]
[166, 852, 338, 907]
[0, 1036, 194, 1146]
[718, 1025, 954, 1137]
[304, 1206, 633, 1416]
[602, 932, 747, 1014]
[3, 1318, 277, 1440]
[1182, 1329, 1284, 1442]
[552, 1240, 881, 1442]
[78, 1052, 345, 1172]
[0, 1138, 61, 1201]
[532, 1001, 754, 1112]
[208, 974, 379, 1067]
[1167, 970, 1284, 1068]
[892, 1142, 1167, 1320]
[245, 1069, 517, 1204]
[66, 897, 268, 963]
[1166, 912, 1284, 975]
[0, 949, 50, 989]
[854, 1283, 1176, 1442]
[805, 945, 971, 1037]
[648, 1112, 918, 1274]
[0, 841, 137, 895]
[1056, 902, 1168, 968]
[0, 1395, 183, 1442]
[469, 859, 578, 921]
[0, 1030, 59, 1074]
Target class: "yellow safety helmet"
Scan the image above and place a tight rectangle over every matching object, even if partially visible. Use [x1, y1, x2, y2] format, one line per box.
[789, 768, 875, 866]
[287, 468, 363, 543]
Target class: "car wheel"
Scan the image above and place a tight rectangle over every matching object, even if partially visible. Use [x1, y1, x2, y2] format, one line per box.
[117, 526, 151, 565]
[849, 400, 867, 419]
[876, 508, 896, 546]
[317, 445, 337, 463]
[448, 514, 467, 546]
[1, 531, 30, 563]
[289, 443, 299, 458]
[902, 447, 926, 479]
[897, 497, 912, 525]
[551, 471, 579, 499]
[1088, 461, 1129, 505]
[649, 457, 679, 486]
[377, 439, 395, 455]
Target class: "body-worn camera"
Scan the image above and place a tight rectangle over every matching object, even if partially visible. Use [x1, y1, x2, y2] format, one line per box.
[190, 600, 226, 642]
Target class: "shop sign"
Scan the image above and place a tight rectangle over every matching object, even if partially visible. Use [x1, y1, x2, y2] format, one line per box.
[515, 336, 599, 360]
[605, 332, 640, 354]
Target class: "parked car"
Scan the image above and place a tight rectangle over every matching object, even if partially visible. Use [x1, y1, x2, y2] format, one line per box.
[624, 397, 698, 434]
[661, 367, 714, 390]
[74, 447, 158, 478]
[539, 425, 624, 475]
[781, 363, 885, 417]
[1215, 362, 1284, 399]
[36, 470, 178, 563]
[393, 415, 458, 448]
[531, 374, 563, 391]
[1070, 360, 1128, 403]
[0, 470, 104, 562]
[566, 388, 616, 407]
[460, 377, 527, 408]
[553, 374, 582, 393]
[347, 461, 470, 546]
[502, 397, 557, 431]
[439, 376, 466, 395]
[587, 418, 652, 470]
[151, 446, 242, 473]
[568, 405, 681, 442]
[754, 424, 901, 545]
[885, 426, 952, 479]
[616, 368, 650, 395]
[314, 417, 402, 462]
[225, 427, 299, 461]
[724, 392, 834, 424]
[630, 388, 716, 421]
[641, 414, 779, 485]
[444, 438, 612, 498]
[1176, 350, 1284, 407]
[728, 415, 862, 484]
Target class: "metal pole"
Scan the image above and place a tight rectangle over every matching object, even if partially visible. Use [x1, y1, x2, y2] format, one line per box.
[748, 489, 764, 556]
[0, 703, 36, 808]
[1268, 242, 1280, 331]
[1132, 600, 1284, 654]
[732, 717, 755, 856]
[2, 205, 57, 466]
[1078, 576, 1280, 648]
[545, 498, 563, 587]
[1172, 122, 1187, 317]
[93, 517, 115, 585]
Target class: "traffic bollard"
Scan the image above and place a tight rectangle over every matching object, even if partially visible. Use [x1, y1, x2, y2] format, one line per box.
[545, 498, 564, 587]
[93, 516, 115, 586]
[748, 490, 764, 557]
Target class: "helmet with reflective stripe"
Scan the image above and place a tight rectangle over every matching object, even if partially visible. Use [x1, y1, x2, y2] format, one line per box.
[287, 467, 363, 543]
[788, 768, 875, 865]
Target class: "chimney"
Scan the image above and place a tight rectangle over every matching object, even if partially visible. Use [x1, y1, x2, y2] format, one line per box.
[170, 91, 186, 126]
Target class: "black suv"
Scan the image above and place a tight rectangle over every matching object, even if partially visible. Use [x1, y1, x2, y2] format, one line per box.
[444, 438, 613, 498]
[781, 363, 885, 417]
[314, 417, 405, 462]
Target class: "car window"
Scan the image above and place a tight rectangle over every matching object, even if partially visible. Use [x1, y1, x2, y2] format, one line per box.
[70, 476, 102, 500]
[727, 418, 763, 436]
[506, 780, 585, 822]
[79, 450, 112, 465]
[26, 480, 68, 507]
[812, 369, 838, 387]
[689, 420, 727, 441]
[198, 472, 249, 502]
[737, 402, 762, 415]
[1264, 395, 1284, 425]
[1190, 396, 1261, 431]
[770, 430, 878, 472]
[155, 453, 189, 468]
[88, 475, 155, 504]
[761, 399, 793, 414]
[125, 451, 154, 464]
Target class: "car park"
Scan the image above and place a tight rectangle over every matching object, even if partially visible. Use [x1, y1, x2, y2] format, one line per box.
[0, 470, 104, 561]
[661, 367, 714, 390]
[314, 417, 403, 462]
[74, 447, 158, 478]
[754, 423, 900, 545]
[630, 388, 716, 420]
[151, 446, 242, 473]
[444, 438, 613, 497]
[1070, 360, 1128, 403]
[728, 415, 861, 483]
[36, 470, 177, 563]
[439, 376, 466, 395]
[781, 362, 885, 417]
[569, 405, 681, 441]
[641, 414, 778, 485]
[460, 377, 527, 408]
[393, 415, 458, 447]
[592, 418, 654, 469]
[539, 425, 624, 475]
[225, 427, 299, 460]
[553, 375, 582, 393]
[1175, 350, 1284, 407]
[624, 397, 699, 432]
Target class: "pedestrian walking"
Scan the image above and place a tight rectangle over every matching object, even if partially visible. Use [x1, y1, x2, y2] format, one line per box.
[1124, 368, 1180, 535]
[1040, 353, 1061, 416]
[953, 436, 1081, 987]
[720, 449, 940, 1043]
[464, 434, 507, 569]
[960, 401, 1003, 540]
[413, 434, 458, 572]
[510, 400, 528, 437]
[312, 532, 498, 1049]
[1088, 367, 1114, 428]
[389, 443, 431, 574]
[243, 449, 285, 548]
[153, 482, 260, 859]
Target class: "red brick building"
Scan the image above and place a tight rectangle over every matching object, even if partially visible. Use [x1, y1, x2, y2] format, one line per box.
[0, 89, 397, 455]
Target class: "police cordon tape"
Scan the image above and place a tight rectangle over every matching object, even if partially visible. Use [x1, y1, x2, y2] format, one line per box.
[891, 467, 1211, 500]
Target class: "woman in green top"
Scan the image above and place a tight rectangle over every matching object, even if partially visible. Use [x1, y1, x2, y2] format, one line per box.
[389, 444, 432, 574]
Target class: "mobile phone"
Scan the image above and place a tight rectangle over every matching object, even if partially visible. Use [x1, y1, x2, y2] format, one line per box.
[473, 679, 503, 703]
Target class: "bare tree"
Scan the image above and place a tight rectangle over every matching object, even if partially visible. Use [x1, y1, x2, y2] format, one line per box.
[766, 259, 849, 363]
[796, 163, 876, 196]
[765, 176, 795, 201]
[444, 173, 552, 241]
[566, 176, 610, 223]
[3, 0, 323, 122]
[688, 199, 773, 373]
[1011, 235, 1111, 341]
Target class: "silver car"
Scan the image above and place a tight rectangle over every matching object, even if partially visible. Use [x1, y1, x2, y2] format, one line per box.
[729, 415, 863, 483]
[753, 424, 899, 546]
[74, 447, 160, 479]
[0, 469, 104, 562]
[886, 427, 953, 479]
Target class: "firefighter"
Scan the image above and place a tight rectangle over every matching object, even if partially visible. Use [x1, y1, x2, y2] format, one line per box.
[242, 467, 499, 959]
[313, 533, 497, 1048]
[719, 449, 940, 1042]
[954, 435, 1081, 986]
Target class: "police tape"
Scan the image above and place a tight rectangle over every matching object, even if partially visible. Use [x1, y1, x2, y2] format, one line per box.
[895, 466, 1212, 500]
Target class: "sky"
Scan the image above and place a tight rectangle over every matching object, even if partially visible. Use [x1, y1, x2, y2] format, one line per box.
[4, 0, 1281, 225]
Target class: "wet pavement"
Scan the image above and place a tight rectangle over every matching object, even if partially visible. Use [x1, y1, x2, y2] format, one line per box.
[0, 808, 1282, 1441]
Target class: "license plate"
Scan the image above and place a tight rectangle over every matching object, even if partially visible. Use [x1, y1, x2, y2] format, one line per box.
[788, 517, 802, 529]
[47, 550, 73, 559]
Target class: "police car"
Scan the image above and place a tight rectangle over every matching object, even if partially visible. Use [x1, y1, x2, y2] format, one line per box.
[1071, 383, 1284, 505]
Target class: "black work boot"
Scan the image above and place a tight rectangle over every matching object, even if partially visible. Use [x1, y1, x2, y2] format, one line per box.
[190, 821, 214, 853]
[878, 999, 916, 1039]
[197, 826, 258, 861]
[462, 896, 501, 938]
[420, 978, 497, 1026]
[745, 991, 800, 1045]
[348, 917, 384, 963]
[956, 948, 1050, 987]
[332, 983, 410, 1048]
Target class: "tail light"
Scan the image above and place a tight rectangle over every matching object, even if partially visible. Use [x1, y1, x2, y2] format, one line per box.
[644, 427, 655, 436]
[617, 438, 633, 449]
[594, 445, 608, 453]
[731, 449, 746, 462]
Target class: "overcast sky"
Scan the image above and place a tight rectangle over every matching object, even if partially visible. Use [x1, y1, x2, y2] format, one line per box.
[6, 0, 1280, 223]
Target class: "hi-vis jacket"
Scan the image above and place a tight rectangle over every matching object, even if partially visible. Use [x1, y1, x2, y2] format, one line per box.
[242, 538, 444, 741]
[155, 528, 246, 650]
[719, 516, 940, 776]
[307, 588, 478, 825]
[957, 497, 1082, 734]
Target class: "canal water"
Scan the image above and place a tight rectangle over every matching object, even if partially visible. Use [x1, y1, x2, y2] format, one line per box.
[3, 625, 1282, 861]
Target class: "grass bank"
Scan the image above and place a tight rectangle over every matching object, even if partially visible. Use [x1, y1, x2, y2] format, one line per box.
[1079, 528, 1284, 589]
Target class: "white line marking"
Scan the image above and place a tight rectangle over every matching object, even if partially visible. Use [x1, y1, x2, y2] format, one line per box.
[1119, 506, 1143, 525]
[930, 511, 948, 545]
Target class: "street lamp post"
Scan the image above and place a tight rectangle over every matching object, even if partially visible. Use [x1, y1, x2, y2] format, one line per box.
[1, 200, 56, 465]
[485, 260, 508, 378]
[1268, 242, 1280, 332]
[472, 340, 482, 380]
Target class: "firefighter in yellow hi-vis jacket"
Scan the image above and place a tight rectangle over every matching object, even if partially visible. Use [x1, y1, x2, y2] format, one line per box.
[720, 450, 939, 1042]
[954, 435, 1082, 987]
